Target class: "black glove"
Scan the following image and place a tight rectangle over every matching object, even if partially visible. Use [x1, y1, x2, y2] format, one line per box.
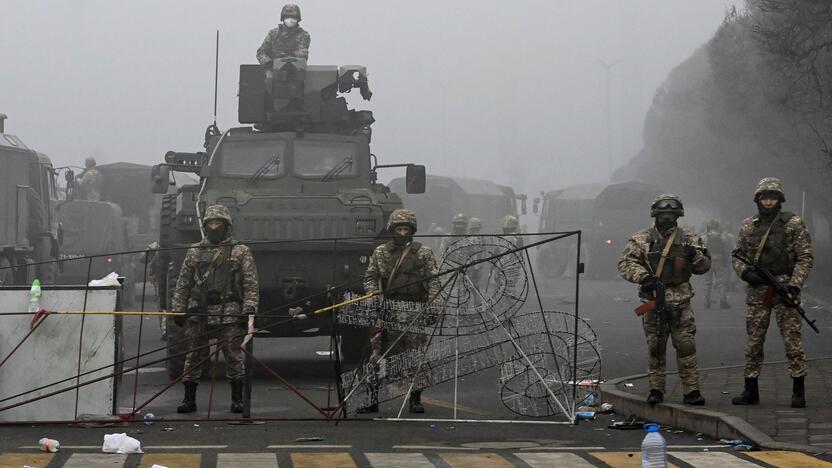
[244, 306, 256, 316]
[741, 268, 766, 286]
[683, 244, 698, 261]
[787, 286, 801, 303]
[640, 275, 659, 297]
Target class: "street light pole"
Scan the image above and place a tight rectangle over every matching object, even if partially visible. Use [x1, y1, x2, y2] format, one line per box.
[599, 60, 620, 180]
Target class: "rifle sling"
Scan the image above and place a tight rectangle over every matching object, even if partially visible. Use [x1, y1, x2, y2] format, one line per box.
[754, 219, 776, 264]
[654, 229, 678, 279]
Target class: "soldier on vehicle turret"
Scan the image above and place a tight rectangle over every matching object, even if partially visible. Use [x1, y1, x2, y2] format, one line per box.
[257, 4, 311, 65]
[75, 157, 102, 201]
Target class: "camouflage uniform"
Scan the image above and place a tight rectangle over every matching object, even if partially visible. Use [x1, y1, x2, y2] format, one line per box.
[363, 209, 440, 404]
[257, 5, 310, 64]
[702, 220, 731, 308]
[733, 179, 813, 380]
[75, 157, 102, 201]
[172, 206, 259, 384]
[618, 195, 711, 396]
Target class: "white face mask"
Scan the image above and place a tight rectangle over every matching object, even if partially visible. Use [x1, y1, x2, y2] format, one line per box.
[283, 18, 298, 28]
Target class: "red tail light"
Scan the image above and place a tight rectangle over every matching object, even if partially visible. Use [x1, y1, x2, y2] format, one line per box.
[106, 258, 113, 264]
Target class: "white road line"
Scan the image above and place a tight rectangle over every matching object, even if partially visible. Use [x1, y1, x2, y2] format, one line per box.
[670, 451, 762, 467]
[667, 445, 733, 449]
[366, 452, 434, 467]
[19, 445, 101, 449]
[519, 446, 607, 451]
[392, 445, 480, 451]
[516, 452, 596, 467]
[63, 453, 127, 467]
[144, 445, 229, 449]
[266, 444, 352, 449]
[217, 452, 279, 468]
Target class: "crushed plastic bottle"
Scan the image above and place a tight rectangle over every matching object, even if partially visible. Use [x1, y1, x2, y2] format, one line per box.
[143, 413, 155, 426]
[28, 279, 41, 314]
[38, 437, 59, 453]
[641, 423, 667, 468]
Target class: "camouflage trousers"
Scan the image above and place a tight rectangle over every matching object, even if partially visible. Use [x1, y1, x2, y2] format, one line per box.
[703, 261, 728, 305]
[181, 318, 245, 383]
[369, 327, 428, 392]
[642, 301, 700, 393]
[743, 302, 807, 378]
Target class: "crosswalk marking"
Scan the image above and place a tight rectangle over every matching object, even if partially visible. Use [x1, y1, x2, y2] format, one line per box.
[745, 450, 832, 467]
[440, 452, 514, 467]
[516, 452, 595, 467]
[291, 452, 356, 468]
[365, 452, 434, 467]
[216, 453, 279, 468]
[590, 451, 679, 467]
[63, 453, 126, 467]
[138, 453, 202, 467]
[0, 452, 54, 468]
[670, 451, 761, 467]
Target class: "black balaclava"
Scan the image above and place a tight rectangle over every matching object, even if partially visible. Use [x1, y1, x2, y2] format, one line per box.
[756, 192, 782, 220]
[206, 222, 229, 244]
[392, 225, 413, 246]
[654, 212, 679, 234]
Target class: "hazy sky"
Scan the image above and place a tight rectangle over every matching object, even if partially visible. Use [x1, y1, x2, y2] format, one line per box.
[1, 0, 735, 194]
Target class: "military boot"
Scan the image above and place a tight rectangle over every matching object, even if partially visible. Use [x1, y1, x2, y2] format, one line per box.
[732, 378, 759, 405]
[177, 382, 198, 413]
[646, 389, 663, 405]
[230, 380, 244, 413]
[791, 376, 806, 408]
[409, 391, 425, 414]
[683, 390, 706, 405]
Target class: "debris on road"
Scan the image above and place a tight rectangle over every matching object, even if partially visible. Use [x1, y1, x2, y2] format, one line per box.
[295, 436, 325, 442]
[102, 433, 143, 454]
[38, 438, 59, 452]
[599, 402, 614, 414]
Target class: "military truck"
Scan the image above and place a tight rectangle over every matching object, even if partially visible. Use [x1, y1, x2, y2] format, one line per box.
[389, 174, 526, 234]
[534, 181, 662, 279]
[56, 199, 129, 286]
[0, 114, 60, 285]
[151, 57, 424, 372]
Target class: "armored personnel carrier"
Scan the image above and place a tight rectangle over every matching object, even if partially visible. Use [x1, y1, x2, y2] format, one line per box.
[152, 58, 424, 371]
[0, 114, 60, 285]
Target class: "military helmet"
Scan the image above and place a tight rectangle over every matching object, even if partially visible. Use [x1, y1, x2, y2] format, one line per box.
[502, 215, 519, 231]
[203, 204, 233, 227]
[468, 217, 482, 231]
[387, 208, 417, 233]
[452, 213, 469, 226]
[754, 177, 785, 203]
[281, 3, 301, 21]
[650, 193, 684, 217]
[85, 157, 96, 168]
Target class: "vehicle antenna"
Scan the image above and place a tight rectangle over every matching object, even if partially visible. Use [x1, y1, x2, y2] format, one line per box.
[213, 30, 219, 126]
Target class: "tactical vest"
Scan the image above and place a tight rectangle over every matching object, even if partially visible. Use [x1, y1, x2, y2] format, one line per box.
[752, 211, 795, 276]
[195, 242, 242, 305]
[647, 229, 692, 286]
[380, 241, 428, 301]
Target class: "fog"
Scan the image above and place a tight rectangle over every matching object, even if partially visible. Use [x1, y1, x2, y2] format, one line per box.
[1, 0, 734, 194]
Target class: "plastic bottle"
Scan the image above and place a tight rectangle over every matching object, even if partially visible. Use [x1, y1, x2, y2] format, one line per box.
[28, 279, 41, 313]
[641, 423, 667, 468]
[143, 413, 155, 426]
[38, 437, 60, 453]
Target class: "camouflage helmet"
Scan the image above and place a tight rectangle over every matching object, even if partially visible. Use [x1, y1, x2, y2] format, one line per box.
[203, 204, 233, 227]
[85, 157, 96, 168]
[281, 3, 301, 21]
[650, 193, 684, 217]
[502, 215, 519, 231]
[387, 208, 417, 233]
[452, 213, 469, 226]
[754, 177, 785, 203]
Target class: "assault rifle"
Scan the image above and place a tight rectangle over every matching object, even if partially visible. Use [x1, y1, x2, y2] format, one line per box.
[732, 249, 819, 334]
[634, 264, 667, 336]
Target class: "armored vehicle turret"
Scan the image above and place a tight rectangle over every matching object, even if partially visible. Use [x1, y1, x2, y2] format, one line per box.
[152, 59, 424, 371]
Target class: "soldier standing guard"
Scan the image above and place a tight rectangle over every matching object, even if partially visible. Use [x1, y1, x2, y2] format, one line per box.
[732, 178, 813, 408]
[438, 213, 468, 257]
[359, 209, 440, 414]
[618, 194, 711, 406]
[257, 4, 311, 64]
[171, 205, 259, 414]
[702, 219, 731, 309]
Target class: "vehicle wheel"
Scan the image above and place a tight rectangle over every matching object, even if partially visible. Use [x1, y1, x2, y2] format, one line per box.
[0, 257, 13, 285]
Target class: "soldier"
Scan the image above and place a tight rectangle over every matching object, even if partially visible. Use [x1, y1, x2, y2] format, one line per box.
[501, 215, 523, 249]
[702, 219, 731, 309]
[171, 205, 259, 414]
[731, 178, 813, 408]
[256, 4, 311, 65]
[75, 157, 102, 201]
[468, 217, 483, 235]
[618, 194, 711, 406]
[438, 213, 468, 258]
[359, 209, 440, 414]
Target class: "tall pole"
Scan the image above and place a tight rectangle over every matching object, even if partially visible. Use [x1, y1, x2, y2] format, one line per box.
[599, 60, 620, 180]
